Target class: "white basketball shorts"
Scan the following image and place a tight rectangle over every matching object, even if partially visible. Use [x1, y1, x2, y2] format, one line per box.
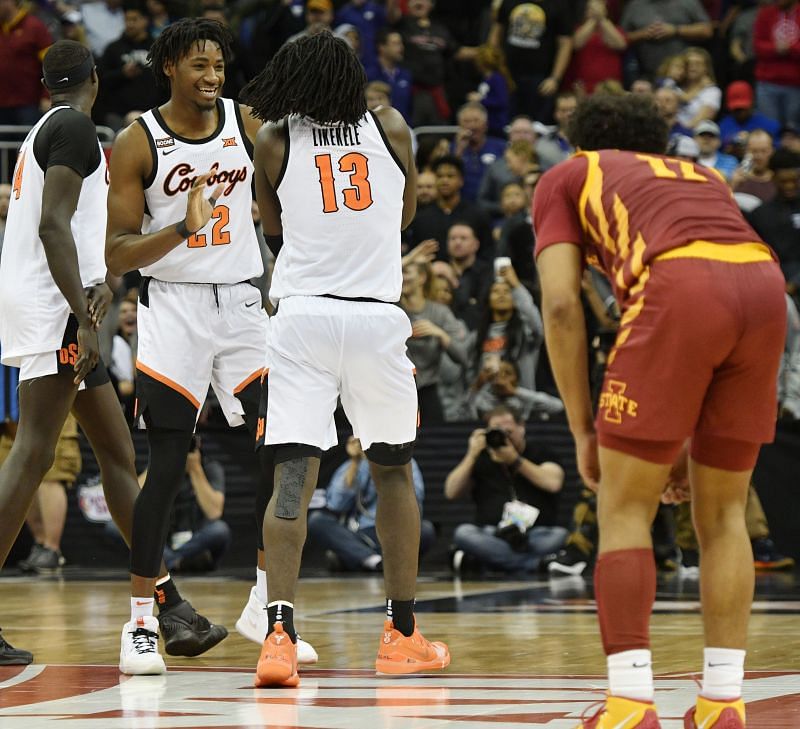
[136, 279, 268, 427]
[263, 295, 418, 451]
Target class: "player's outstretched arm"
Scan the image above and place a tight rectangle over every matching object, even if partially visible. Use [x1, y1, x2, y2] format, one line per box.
[373, 105, 417, 231]
[105, 122, 223, 275]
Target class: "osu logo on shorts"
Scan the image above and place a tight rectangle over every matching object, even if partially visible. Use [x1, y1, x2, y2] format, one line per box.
[59, 343, 79, 366]
[599, 380, 638, 424]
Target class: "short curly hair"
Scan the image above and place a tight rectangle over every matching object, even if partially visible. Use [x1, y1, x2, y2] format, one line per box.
[567, 94, 669, 155]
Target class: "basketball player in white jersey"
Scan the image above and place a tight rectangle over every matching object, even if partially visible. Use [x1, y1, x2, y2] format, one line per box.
[240, 31, 450, 687]
[105, 19, 316, 673]
[0, 40, 223, 672]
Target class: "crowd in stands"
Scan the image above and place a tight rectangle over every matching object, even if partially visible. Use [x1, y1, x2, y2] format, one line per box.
[1, 0, 799, 576]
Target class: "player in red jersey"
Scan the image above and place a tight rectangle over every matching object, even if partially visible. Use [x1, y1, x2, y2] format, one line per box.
[533, 94, 786, 728]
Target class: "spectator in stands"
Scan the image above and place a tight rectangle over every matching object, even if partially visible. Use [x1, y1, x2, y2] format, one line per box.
[99, 0, 158, 130]
[365, 80, 391, 110]
[782, 122, 800, 152]
[0, 0, 52, 125]
[433, 222, 494, 331]
[695, 120, 739, 181]
[490, 0, 573, 122]
[676, 47, 722, 129]
[334, 22, 361, 52]
[452, 102, 507, 203]
[507, 115, 537, 144]
[395, 0, 472, 125]
[411, 155, 493, 258]
[748, 148, 800, 295]
[400, 261, 469, 425]
[655, 85, 694, 143]
[416, 169, 437, 205]
[719, 80, 781, 150]
[80, 0, 125, 57]
[146, 0, 170, 37]
[620, 0, 712, 78]
[288, 0, 334, 41]
[535, 91, 576, 171]
[201, 5, 250, 98]
[445, 405, 567, 574]
[565, 0, 627, 95]
[670, 133, 700, 161]
[753, 0, 800, 126]
[367, 28, 412, 122]
[494, 181, 528, 243]
[471, 263, 544, 392]
[6, 416, 80, 574]
[630, 77, 655, 95]
[307, 436, 435, 572]
[0, 183, 9, 252]
[478, 139, 536, 218]
[335, 0, 400, 73]
[468, 45, 513, 137]
[655, 52, 687, 89]
[728, 0, 762, 81]
[498, 163, 542, 296]
[109, 298, 137, 419]
[469, 358, 563, 420]
[732, 128, 777, 203]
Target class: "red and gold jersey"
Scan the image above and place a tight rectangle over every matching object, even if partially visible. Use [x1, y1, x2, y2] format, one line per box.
[533, 150, 775, 300]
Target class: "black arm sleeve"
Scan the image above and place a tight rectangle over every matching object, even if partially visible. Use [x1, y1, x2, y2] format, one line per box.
[33, 109, 101, 179]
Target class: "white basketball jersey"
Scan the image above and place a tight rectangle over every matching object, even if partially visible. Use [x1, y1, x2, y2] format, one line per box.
[0, 106, 107, 364]
[269, 111, 406, 304]
[137, 98, 262, 283]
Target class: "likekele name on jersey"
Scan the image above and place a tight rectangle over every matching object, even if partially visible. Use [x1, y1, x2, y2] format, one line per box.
[163, 161, 248, 197]
[312, 124, 362, 148]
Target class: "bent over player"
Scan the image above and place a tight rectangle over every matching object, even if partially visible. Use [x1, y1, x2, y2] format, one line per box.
[240, 31, 450, 687]
[534, 94, 785, 728]
[0, 41, 221, 671]
[105, 19, 316, 673]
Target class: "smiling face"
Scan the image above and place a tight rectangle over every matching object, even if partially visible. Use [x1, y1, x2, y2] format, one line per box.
[165, 39, 224, 111]
[118, 300, 137, 336]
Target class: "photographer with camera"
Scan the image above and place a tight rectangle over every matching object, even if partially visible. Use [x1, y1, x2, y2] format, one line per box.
[444, 405, 567, 573]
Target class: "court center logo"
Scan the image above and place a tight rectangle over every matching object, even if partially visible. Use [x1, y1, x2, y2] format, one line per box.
[599, 380, 638, 424]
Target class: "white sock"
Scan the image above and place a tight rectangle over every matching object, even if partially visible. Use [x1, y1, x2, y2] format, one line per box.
[702, 647, 745, 700]
[130, 597, 155, 622]
[362, 554, 382, 570]
[256, 568, 268, 604]
[608, 649, 654, 702]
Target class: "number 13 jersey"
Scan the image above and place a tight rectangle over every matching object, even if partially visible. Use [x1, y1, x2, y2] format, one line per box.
[269, 111, 406, 305]
[136, 98, 263, 283]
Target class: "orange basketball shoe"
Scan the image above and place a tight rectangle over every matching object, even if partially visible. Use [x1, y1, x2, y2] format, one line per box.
[375, 619, 450, 675]
[684, 696, 745, 728]
[577, 695, 661, 728]
[254, 622, 299, 688]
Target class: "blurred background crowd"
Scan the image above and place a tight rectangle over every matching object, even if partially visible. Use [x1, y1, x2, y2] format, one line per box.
[1, 0, 799, 580]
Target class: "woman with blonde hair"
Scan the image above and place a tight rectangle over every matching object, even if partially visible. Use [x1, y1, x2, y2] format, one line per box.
[677, 46, 721, 129]
[468, 44, 515, 137]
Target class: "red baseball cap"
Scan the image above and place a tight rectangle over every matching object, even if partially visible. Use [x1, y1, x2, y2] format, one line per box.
[726, 81, 754, 110]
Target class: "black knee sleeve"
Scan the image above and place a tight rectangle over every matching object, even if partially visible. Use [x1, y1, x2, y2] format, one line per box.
[366, 441, 414, 466]
[130, 426, 194, 577]
[272, 444, 320, 520]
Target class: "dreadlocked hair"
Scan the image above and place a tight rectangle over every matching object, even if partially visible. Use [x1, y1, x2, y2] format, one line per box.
[240, 31, 367, 125]
[148, 18, 233, 89]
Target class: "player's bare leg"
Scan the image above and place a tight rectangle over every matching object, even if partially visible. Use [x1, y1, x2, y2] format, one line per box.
[576, 446, 672, 728]
[0, 371, 76, 567]
[255, 452, 320, 687]
[684, 458, 752, 728]
[371, 458, 450, 676]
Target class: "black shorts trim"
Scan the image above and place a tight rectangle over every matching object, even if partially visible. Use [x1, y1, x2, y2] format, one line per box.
[58, 314, 110, 389]
[135, 370, 198, 431]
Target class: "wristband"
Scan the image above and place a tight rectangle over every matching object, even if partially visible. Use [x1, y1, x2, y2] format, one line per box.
[175, 218, 194, 239]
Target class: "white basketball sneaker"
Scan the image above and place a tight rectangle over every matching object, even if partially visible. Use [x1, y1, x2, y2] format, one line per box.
[235, 585, 318, 664]
[119, 616, 167, 675]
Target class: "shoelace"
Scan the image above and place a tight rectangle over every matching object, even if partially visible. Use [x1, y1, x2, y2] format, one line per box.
[579, 697, 608, 726]
[130, 627, 158, 655]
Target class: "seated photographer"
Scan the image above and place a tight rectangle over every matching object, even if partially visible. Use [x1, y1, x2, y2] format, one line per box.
[307, 436, 436, 572]
[444, 405, 567, 573]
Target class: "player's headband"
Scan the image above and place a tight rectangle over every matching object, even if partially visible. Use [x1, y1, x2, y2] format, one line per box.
[43, 54, 95, 90]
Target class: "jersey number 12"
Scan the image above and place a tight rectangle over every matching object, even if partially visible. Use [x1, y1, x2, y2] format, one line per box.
[315, 153, 374, 213]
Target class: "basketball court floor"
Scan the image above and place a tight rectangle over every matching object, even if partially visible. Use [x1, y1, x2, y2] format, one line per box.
[1, 571, 798, 727]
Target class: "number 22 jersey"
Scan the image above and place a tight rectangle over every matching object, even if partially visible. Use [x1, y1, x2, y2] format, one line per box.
[269, 111, 406, 304]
